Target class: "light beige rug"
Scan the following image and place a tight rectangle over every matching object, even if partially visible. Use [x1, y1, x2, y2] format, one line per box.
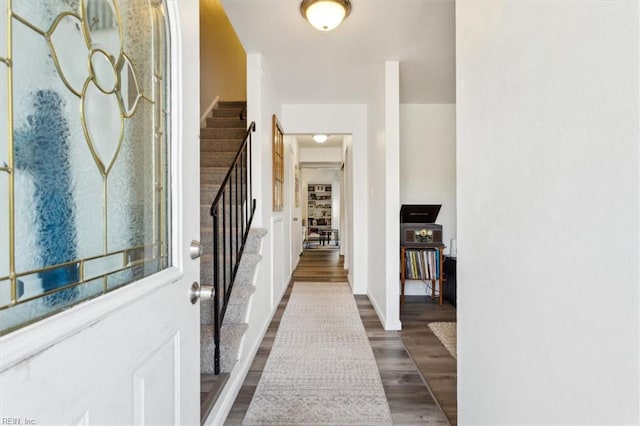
[428, 322, 457, 359]
[242, 282, 392, 425]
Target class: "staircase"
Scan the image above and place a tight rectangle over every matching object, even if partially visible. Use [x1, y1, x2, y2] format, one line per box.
[200, 229, 265, 373]
[199, 101, 266, 414]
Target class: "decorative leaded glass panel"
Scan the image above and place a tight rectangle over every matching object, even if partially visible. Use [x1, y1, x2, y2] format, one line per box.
[0, 0, 171, 335]
[0, 1, 7, 60]
[0, 64, 8, 281]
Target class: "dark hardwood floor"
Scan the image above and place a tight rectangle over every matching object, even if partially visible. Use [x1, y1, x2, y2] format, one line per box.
[201, 373, 228, 422]
[226, 249, 457, 425]
[290, 249, 348, 282]
[400, 296, 457, 425]
[356, 296, 448, 425]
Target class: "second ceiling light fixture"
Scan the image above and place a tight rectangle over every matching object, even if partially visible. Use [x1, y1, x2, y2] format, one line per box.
[300, 0, 352, 32]
[313, 134, 329, 143]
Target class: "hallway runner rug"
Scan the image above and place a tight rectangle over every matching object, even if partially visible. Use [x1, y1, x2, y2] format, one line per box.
[242, 282, 393, 425]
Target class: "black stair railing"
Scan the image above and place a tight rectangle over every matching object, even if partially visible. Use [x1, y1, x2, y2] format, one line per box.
[210, 120, 256, 374]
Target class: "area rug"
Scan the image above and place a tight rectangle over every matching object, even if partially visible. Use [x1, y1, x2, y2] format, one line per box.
[428, 322, 457, 359]
[242, 282, 393, 425]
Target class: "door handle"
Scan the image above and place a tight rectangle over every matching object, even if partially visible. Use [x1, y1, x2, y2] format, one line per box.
[190, 282, 214, 304]
[189, 240, 203, 259]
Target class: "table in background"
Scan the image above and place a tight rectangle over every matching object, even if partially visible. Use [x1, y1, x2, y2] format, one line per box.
[320, 229, 339, 246]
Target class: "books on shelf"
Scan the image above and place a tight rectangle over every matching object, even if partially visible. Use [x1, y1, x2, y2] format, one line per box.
[405, 248, 440, 280]
[307, 183, 332, 234]
[308, 184, 331, 193]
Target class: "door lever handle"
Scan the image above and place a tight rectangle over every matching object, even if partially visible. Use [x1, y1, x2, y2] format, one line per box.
[190, 282, 214, 304]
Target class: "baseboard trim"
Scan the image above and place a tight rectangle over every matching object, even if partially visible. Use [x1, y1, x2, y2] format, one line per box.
[200, 96, 220, 128]
[385, 318, 402, 330]
[367, 293, 387, 328]
[367, 293, 402, 331]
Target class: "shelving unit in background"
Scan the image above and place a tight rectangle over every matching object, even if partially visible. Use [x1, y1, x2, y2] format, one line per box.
[307, 184, 332, 243]
[400, 243, 445, 305]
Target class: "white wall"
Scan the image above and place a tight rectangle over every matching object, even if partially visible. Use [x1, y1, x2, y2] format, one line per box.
[199, 0, 246, 117]
[287, 136, 303, 269]
[282, 104, 368, 294]
[365, 62, 401, 331]
[299, 147, 342, 163]
[457, 1, 639, 424]
[400, 104, 456, 296]
[342, 137, 353, 264]
[384, 62, 400, 329]
[249, 50, 291, 359]
[208, 53, 290, 424]
[366, 77, 386, 325]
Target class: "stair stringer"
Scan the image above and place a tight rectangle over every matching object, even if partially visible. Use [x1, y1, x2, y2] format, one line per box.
[200, 228, 267, 375]
[219, 230, 266, 372]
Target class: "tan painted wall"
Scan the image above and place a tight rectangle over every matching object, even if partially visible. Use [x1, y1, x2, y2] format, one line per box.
[200, 0, 247, 117]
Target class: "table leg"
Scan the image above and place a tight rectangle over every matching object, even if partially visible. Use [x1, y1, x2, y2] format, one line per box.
[431, 279, 435, 300]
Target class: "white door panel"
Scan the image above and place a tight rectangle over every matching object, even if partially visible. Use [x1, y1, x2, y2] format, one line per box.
[1, 279, 198, 425]
[133, 333, 180, 425]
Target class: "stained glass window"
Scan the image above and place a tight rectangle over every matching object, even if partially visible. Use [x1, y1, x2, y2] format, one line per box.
[0, 0, 171, 334]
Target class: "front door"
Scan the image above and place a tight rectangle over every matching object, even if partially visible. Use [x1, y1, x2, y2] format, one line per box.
[0, 1, 200, 424]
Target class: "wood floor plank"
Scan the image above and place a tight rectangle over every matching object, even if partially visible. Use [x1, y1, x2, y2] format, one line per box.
[291, 250, 348, 282]
[399, 296, 458, 425]
[201, 373, 229, 423]
[357, 295, 448, 425]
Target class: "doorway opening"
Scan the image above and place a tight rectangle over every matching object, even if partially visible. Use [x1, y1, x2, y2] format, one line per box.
[289, 134, 346, 257]
[303, 173, 341, 250]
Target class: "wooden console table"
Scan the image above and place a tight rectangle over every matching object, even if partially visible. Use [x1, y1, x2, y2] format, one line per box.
[400, 244, 446, 305]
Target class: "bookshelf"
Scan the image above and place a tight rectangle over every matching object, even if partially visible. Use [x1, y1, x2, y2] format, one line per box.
[307, 184, 332, 241]
[400, 243, 445, 305]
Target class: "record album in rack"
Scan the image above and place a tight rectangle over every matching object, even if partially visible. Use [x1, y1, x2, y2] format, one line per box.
[400, 204, 446, 305]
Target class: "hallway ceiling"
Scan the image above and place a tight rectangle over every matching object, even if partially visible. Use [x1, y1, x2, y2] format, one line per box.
[295, 134, 344, 148]
[220, 0, 455, 104]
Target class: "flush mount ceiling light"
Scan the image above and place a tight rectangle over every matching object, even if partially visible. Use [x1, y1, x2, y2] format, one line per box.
[313, 134, 329, 143]
[300, 0, 351, 32]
